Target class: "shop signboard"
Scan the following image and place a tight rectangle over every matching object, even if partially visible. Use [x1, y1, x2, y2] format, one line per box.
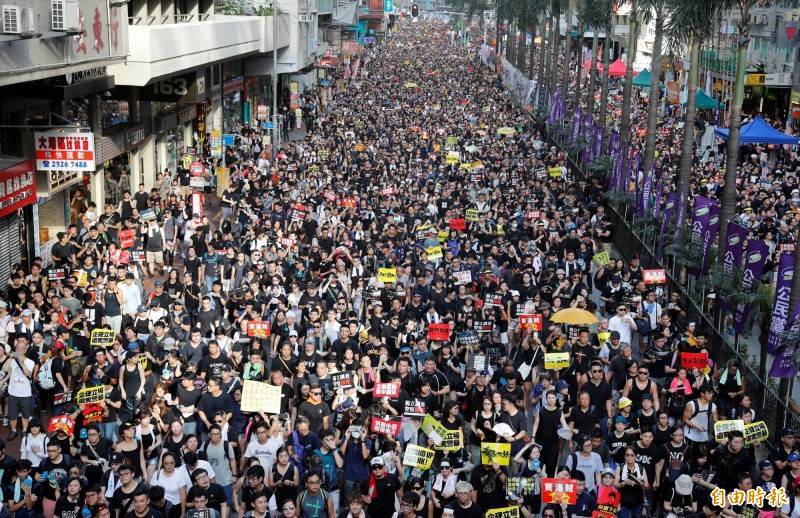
[257, 105, 269, 121]
[0, 160, 37, 218]
[34, 131, 95, 172]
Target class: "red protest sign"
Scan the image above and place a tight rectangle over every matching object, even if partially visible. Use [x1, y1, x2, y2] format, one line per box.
[427, 323, 451, 342]
[519, 314, 543, 331]
[119, 230, 136, 249]
[642, 269, 667, 285]
[340, 197, 357, 209]
[680, 352, 708, 369]
[48, 415, 75, 436]
[189, 161, 205, 176]
[370, 416, 402, 436]
[372, 382, 400, 398]
[82, 404, 105, 424]
[541, 478, 578, 505]
[449, 218, 466, 231]
[246, 320, 271, 338]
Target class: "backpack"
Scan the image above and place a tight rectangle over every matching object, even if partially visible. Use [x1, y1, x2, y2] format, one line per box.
[290, 431, 309, 476]
[201, 439, 231, 463]
[298, 488, 329, 514]
[37, 357, 55, 390]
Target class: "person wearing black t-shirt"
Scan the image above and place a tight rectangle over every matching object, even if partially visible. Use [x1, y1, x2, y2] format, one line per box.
[54, 478, 85, 518]
[186, 469, 227, 516]
[123, 490, 163, 518]
[111, 464, 147, 518]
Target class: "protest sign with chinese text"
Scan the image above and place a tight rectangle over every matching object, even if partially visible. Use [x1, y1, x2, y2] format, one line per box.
[481, 443, 512, 466]
[241, 380, 282, 414]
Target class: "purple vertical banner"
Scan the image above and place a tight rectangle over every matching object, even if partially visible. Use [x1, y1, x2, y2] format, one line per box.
[719, 222, 747, 314]
[733, 239, 770, 334]
[700, 202, 720, 275]
[570, 108, 582, 145]
[642, 166, 655, 215]
[767, 252, 796, 354]
[769, 342, 798, 378]
[557, 93, 566, 122]
[592, 125, 603, 162]
[652, 178, 663, 220]
[548, 88, 560, 124]
[770, 310, 800, 378]
[688, 196, 714, 276]
[656, 193, 676, 260]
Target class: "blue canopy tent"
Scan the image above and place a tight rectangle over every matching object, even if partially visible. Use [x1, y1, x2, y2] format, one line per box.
[715, 116, 799, 145]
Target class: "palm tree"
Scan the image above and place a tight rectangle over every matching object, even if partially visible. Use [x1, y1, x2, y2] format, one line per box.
[718, 0, 756, 260]
[665, 0, 720, 228]
[618, 0, 639, 181]
[597, 0, 613, 154]
[584, 0, 604, 116]
[560, 0, 574, 101]
[549, 0, 562, 103]
[640, 0, 666, 177]
[537, 9, 550, 104]
[573, 0, 589, 110]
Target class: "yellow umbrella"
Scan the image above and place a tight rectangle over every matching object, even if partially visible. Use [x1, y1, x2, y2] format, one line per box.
[497, 127, 517, 135]
[403, 82, 418, 88]
[549, 308, 599, 326]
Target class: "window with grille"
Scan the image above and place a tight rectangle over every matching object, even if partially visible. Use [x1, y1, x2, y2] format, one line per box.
[52, 0, 65, 30]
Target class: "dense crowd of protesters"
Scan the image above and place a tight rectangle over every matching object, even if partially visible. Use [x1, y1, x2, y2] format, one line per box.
[0, 18, 796, 518]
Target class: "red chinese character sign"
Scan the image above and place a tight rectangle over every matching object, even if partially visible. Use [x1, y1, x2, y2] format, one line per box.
[370, 416, 402, 436]
[541, 478, 578, 505]
[427, 323, 451, 342]
[34, 131, 95, 172]
[0, 160, 36, 218]
[372, 382, 400, 398]
[519, 314, 543, 331]
[48, 415, 76, 436]
[92, 7, 104, 52]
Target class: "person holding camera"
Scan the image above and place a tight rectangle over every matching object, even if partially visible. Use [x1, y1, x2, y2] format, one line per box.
[341, 422, 371, 499]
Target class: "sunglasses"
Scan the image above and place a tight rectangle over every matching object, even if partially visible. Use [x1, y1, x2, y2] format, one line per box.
[371, 465, 384, 470]
[311, 391, 322, 395]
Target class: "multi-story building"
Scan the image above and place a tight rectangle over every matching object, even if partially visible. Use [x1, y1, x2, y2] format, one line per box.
[0, 0, 129, 278]
[700, 1, 799, 124]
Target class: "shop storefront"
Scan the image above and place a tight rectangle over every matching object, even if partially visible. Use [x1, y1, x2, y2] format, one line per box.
[93, 124, 146, 209]
[155, 104, 196, 175]
[0, 160, 37, 278]
[222, 75, 245, 131]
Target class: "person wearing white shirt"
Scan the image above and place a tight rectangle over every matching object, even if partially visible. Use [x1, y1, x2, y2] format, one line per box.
[118, 273, 142, 317]
[149, 451, 191, 514]
[4, 340, 36, 440]
[608, 304, 637, 350]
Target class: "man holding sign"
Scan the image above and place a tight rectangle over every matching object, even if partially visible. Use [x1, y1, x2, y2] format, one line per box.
[360, 457, 402, 518]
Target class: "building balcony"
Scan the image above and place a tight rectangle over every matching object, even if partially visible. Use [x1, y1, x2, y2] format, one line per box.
[358, 7, 384, 20]
[107, 14, 290, 86]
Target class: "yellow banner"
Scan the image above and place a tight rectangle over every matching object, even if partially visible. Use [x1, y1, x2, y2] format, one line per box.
[481, 443, 512, 466]
[216, 167, 229, 198]
[437, 230, 448, 243]
[426, 246, 443, 260]
[544, 352, 571, 370]
[592, 251, 610, 266]
[486, 507, 520, 518]
[90, 329, 116, 347]
[241, 380, 282, 414]
[402, 445, 435, 470]
[744, 421, 769, 446]
[75, 385, 106, 405]
[446, 151, 460, 165]
[434, 429, 463, 452]
[378, 268, 397, 284]
[465, 209, 479, 222]
[548, 167, 562, 177]
[420, 415, 449, 442]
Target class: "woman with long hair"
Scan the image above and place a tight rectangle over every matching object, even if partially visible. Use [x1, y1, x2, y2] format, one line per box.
[469, 396, 497, 464]
[614, 446, 648, 518]
[20, 419, 48, 467]
[162, 419, 188, 458]
[135, 408, 162, 479]
[118, 347, 146, 423]
[268, 447, 299, 512]
[531, 390, 570, 477]
[114, 422, 147, 479]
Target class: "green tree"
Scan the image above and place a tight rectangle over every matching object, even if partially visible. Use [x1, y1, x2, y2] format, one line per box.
[639, 0, 666, 177]
[717, 0, 756, 260]
[664, 0, 720, 227]
[618, 0, 639, 180]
